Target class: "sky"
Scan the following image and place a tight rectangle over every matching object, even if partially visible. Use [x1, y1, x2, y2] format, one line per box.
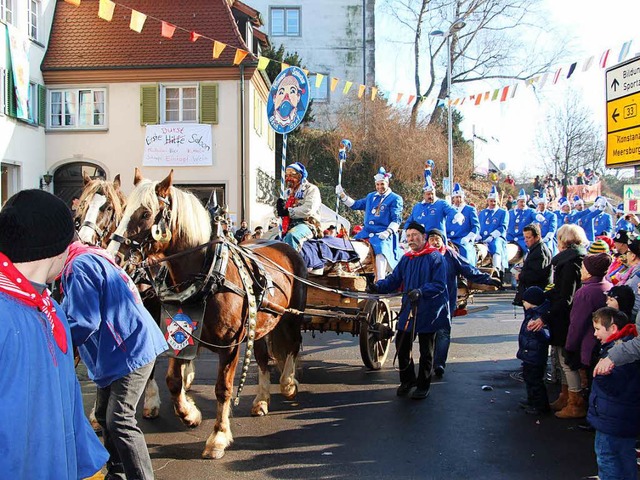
[375, 0, 640, 178]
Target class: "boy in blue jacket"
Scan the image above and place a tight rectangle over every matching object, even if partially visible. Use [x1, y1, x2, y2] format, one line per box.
[517, 286, 551, 415]
[588, 307, 640, 480]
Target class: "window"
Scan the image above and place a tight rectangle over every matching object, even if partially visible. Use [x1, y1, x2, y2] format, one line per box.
[270, 7, 300, 36]
[162, 86, 197, 123]
[0, 0, 13, 25]
[308, 74, 329, 102]
[253, 90, 264, 136]
[28, 0, 40, 41]
[268, 128, 275, 151]
[0, 68, 5, 116]
[49, 88, 106, 129]
[27, 82, 37, 123]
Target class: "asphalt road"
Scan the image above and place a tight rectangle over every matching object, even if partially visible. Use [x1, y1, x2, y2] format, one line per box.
[80, 291, 607, 480]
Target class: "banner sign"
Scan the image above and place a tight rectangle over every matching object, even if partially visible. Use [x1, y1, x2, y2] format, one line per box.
[267, 66, 310, 134]
[6, 24, 30, 120]
[143, 124, 213, 167]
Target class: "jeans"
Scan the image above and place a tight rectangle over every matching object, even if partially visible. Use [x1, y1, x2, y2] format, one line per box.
[594, 430, 637, 480]
[396, 331, 435, 390]
[522, 362, 549, 410]
[95, 361, 155, 480]
[434, 326, 451, 370]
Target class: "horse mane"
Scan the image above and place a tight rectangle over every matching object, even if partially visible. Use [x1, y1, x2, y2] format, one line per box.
[77, 177, 126, 223]
[119, 179, 212, 248]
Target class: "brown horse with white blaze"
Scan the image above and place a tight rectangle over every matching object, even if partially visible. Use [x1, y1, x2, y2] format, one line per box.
[107, 168, 307, 459]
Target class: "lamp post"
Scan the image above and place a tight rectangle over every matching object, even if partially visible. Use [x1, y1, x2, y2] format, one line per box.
[431, 18, 466, 196]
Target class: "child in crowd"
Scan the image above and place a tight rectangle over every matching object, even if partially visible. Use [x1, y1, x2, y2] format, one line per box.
[517, 286, 551, 415]
[588, 307, 640, 480]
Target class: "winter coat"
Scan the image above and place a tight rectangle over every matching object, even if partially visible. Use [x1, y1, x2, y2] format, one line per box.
[541, 246, 586, 346]
[565, 276, 612, 367]
[517, 301, 551, 365]
[588, 332, 640, 438]
[514, 241, 552, 306]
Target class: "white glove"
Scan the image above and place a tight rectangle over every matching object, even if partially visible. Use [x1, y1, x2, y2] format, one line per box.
[377, 229, 391, 240]
[452, 212, 465, 225]
[588, 205, 597, 212]
[543, 232, 555, 242]
[535, 213, 546, 223]
[490, 230, 502, 239]
[474, 234, 483, 242]
[400, 230, 407, 243]
[335, 185, 345, 197]
[463, 232, 477, 243]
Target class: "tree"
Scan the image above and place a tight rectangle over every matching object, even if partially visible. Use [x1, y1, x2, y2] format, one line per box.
[381, 0, 565, 127]
[537, 93, 604, 182]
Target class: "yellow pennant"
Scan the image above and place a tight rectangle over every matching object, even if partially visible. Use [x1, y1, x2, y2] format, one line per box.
[330, 78, 339, 92]
[303, 69, 309, 76]
[212, 41, 226, 59]
[281, 63, 290, 72]
[342, 81, 353, 95]
[257, 57, 270, 70]
[357, 85, 366, 99]
[129, 10, 147, 33]
[370, 87, 378, 101]
[64, 0, 81, 5]
[233, 49, 249, 65]
[315, 73, 324, 88]
[98, 0, 115, 21]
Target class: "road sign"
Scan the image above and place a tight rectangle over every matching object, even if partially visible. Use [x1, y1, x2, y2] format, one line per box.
[606, 57, 640, 168]
[623, 184, 640, 213]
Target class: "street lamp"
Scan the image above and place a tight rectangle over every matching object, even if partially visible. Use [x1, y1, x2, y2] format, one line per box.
[431, 18, 466, 196]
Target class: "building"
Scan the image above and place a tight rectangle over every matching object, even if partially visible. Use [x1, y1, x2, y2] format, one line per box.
[40, 0, 276, 227]
[248, 0, 375, 127]
[1, 0, 54, 204]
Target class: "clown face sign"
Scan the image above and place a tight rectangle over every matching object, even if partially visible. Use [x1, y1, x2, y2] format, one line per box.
[165, 309, 198, 355]
[267, 66, 310, 134]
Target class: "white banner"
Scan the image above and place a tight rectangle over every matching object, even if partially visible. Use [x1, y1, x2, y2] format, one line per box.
[6, 24, 30, 120]
[143, 124, 213, 167]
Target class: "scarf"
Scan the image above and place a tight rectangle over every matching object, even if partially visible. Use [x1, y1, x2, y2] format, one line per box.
[0, 252, 67, 362]
[605, 323, 638, 343]
[404, 243, 440, 258]
[281, 193, 296, 234]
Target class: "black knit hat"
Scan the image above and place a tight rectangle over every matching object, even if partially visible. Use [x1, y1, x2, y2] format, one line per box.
[522, 286, 546, 306]
[0, 189, 75, 262]
[405, 221, 426, 234]
[606, 285, 635, 320]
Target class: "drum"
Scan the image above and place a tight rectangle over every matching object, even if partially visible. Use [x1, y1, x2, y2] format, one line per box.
[507, 242, 523, 265]
[474, 243, 492, 268]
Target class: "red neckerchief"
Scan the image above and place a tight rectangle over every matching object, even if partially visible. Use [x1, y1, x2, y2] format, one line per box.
[404, 243, 440, 258]
[0, 252, 67, 362]
[281, 192, 297, 234]
[605, 323, 638, 343]
[58, 241, 118, 289]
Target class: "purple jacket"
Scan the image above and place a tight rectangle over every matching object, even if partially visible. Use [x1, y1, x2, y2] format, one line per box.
[565, 276, 612, 366]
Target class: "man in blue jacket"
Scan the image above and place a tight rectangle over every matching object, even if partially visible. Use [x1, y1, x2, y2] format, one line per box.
[507, 188, 535, 255]
[532, 193, 558, 255]
[555, 197, 572, 227]
[446, 183, 480, 266]
[337, 167, 404, 280]
[477, 186, 509, 274]
[0, 190, 108, 480]
[371, 222, 448, 400]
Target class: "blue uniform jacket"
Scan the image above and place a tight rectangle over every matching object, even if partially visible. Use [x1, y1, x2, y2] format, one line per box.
[616, 217, 635, 233]
[351, 190, 404, 268]
[62, 254, 168, 388]
[404, 199, 457, 240]
[478, 207, 509, 269]
[533, 209, 558, 255]
[588, 335, 640, 438]
[592, 212, 613, 238]
[507, 207, 535, 253]
[555, 210, 571, 228]
[516, 301, 551, 365]
[446, 204, 480, 266]
[443, 248, 494, 313]
[0, 292, 108, 479]
[375, 250, 449, 333]
[572, 209, 612, 241]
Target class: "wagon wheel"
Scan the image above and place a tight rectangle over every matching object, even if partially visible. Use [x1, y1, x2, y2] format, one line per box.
[359, 299, 394, 370]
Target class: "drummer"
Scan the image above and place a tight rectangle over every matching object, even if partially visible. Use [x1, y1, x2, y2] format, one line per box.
[445, 183, 480, 266]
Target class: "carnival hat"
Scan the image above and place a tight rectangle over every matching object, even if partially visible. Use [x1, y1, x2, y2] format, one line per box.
[558, 197, 570, 209]
[374, 167, 392, 182]
[286, 162, 308, 181]
[616, 203, 625, 214]
[517, 188, 527, 201]
[573, 195, 584, 205]
[451, 183, 464, 198]
[422, 175, 435, 192]
[487, 185, 499, 200]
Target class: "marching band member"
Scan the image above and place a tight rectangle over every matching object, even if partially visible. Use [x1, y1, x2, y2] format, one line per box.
[446, 183, 480, 266]
[336, 167, 404, 280]
[615, 203, 635, 233]
[574, 196, 612, 242]
[533, 193, 558, 255]
[568, 195, 585, 225]
[476, 186, 509, 275]
[507, 188, 535, 255]
[555, 197, 572, 226]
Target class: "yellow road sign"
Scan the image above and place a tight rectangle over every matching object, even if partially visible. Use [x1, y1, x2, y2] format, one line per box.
[607, 127, 640, 166]
[607, 92, 640, 133]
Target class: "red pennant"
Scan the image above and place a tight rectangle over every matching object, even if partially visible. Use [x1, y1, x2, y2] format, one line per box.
[190, 31, 201, 42]
[161, 21, 176, 39]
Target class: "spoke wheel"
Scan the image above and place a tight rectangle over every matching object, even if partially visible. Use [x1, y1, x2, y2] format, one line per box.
[359, 299, 394, 370]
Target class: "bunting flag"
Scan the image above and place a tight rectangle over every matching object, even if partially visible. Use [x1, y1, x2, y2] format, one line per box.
[330, 78, 339, 92]
[582, 56, 594, 72]
[315, 73, 324, 88]
[484, 92, 490, 101]
[491, 89, 499, 101]
[552, 68, 562, 84]
[357, 84, 366, 99]
[280, 63, 289, 72]
[212, 41, 226, 59]
[233, 49, 248, 65]
[452, 97, 460, 106]
[98, 0, 116, 21]
[64, 0, 81, 5]
[190, 31, 201, 42]
[500, 86, 509, 102]
[474, 94, 482, 106]
[538, 73, 549, 89]
[510, 84, 518, 98]
[302, 69, 309, 76]
[161, 21, 176, 39]
[129, 9, 147, 33]
[600, 49, 610, 68]
[342, 81, 353, 95]
[396, 93, 403, 103]
[407, 94, 415, 105]
[619, 41, 632, 62]
[257, 56, 270, 70]
[566, 62, 577, 79]
[371, 87, 377, 101]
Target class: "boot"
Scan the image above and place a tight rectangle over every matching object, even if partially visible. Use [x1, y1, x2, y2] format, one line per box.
[549, 384, 569, 412]
[555, 391, 587, 419]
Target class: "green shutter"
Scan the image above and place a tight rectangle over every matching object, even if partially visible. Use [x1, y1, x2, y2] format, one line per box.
[140, 84, 158, 125]
[199, 83, 218, 125]
[37, 84, 46, 126]
[5, 69, 17, 117]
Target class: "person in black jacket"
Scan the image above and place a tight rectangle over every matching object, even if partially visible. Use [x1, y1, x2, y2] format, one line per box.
[513, 223, 552, 306]
[527, 224, 587, 412]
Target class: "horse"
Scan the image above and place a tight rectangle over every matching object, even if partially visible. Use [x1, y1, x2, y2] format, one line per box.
[107, 168, 307, 459]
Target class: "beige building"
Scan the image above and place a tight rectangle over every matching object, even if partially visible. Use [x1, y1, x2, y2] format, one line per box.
[42, 0, 277, 227]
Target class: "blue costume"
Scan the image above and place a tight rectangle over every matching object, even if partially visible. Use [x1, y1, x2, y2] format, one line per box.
[404, 175, 461, 240]
[555, 197, 572, 228]
[507, 189, 535, 254]
[592, 211, 613, 238]
[446, 183, 480, 266]
[532, 196, 558, 255]
[478, 187, 509, 270]
[615, 204, 634, 233]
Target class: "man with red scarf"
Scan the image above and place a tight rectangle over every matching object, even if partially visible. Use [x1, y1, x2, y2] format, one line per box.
[0, 189, 108, 479]
[370, 222, 448, 400]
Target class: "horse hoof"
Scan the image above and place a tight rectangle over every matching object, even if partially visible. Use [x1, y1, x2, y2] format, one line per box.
[143, 406, 160, 419]
[251, 401, 269, 417]
[202, 448, 225, 459]
[176, 406, 202, 428]
[281, 382, 298, 400]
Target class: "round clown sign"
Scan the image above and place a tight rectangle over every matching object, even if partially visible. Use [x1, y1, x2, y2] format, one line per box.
[267, 66, 310, 134]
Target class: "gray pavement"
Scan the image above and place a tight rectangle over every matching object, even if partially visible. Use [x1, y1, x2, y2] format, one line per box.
[80, 291, 606, 479]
